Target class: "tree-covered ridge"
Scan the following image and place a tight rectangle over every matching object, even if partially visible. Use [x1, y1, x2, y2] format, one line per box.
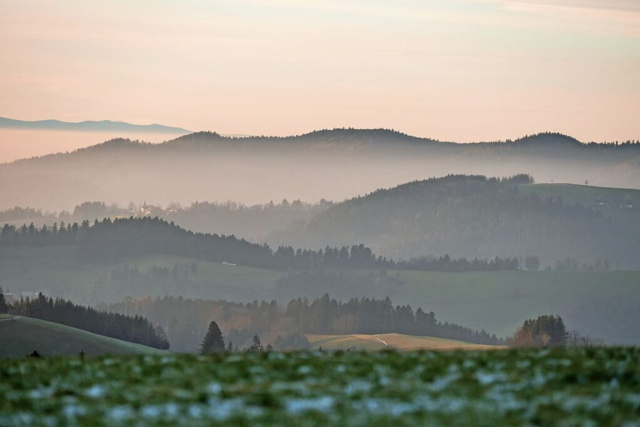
[0, 217, 520, 272]
[11, 294, 169, 349]
[3, 129, 639, 212]
[0, 207, 45, 222]
[87, 129, 640, 152]
[0, 198, 330, 243]
[100, 294, 502, 353]
[274, 174, 640, 268]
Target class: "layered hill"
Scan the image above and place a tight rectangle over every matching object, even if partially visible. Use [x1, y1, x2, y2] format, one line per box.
[1, 130, 638, 211]
[271, 175, 640, 269]
[0, 316, 167, 358]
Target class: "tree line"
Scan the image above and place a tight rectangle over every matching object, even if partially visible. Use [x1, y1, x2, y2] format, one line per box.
[11, 293, 170, 349]
[99, 294, 503, 353]
[507, 314, 603, 348]
[0, 217, 521, 272]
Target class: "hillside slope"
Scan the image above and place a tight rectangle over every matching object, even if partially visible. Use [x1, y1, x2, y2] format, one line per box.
[0, 247, 283, 304]
[307, 333, 500, 351]
[272, 176, 640, 268]
[1, 130, 638, 211]
[518, 183, 640, 226]
[0, 316, 167, 358]
[2, 246, 639, 344]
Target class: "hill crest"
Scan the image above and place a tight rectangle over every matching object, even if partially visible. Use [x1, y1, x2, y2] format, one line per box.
[0, 116, 191, 134]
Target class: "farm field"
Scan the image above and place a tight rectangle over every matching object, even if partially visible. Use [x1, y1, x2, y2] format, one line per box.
[1, 349, 639, 426]
[0, 317, 167, 358]
[306, 333, 500, 351]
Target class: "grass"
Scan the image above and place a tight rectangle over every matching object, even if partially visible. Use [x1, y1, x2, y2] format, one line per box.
[519, 183, 640, 226]
[306, 333, 500, 351]
[0, 246, 283, 303]
[2, 246, 640, 345]
[0, 317, 167, 358]
[392, 270, 640, 345]
[0, 349, 638, 426]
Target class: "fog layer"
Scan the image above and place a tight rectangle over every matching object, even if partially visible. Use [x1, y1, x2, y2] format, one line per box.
[1, 130, 639, 212]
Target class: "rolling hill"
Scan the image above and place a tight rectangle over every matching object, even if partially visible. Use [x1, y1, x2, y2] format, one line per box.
[272, 176, 640, 269]
[518, 183, 640, 225]
[0, 316, 167, 358]
[1, 129, 638, 211]
[1, 245, 639, 344]
[306, 333, 500, 351]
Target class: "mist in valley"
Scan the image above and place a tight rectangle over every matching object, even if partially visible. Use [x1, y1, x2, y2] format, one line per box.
[1, 130, 639, 213]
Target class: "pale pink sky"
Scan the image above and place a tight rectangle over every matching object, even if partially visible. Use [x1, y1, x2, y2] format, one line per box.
[1, 0, 639, 145]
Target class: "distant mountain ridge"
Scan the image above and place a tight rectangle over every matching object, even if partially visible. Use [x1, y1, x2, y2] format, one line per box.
[0, 116, 191, 134]
[1, 129, 638, 211]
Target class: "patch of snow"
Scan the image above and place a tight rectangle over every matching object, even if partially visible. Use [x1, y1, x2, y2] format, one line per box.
[286, 396, 335, 413]
[85, 385, 105, 399]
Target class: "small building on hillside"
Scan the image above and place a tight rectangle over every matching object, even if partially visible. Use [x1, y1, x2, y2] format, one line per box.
[140, 202, 165, 217]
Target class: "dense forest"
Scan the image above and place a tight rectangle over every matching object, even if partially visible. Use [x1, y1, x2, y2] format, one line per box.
[274, 174, 640, 268]
[99, 294, 503, 352]
[0, 216, 521, 272]
[11, 293, 170, 349]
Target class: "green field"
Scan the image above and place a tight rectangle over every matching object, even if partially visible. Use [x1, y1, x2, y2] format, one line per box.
[2, 245, 640, 345]
[1, 349, 639, 426]
[0, 317, 167, 358]
[0, 246, 283, 303]
[519, 183, 640, 226]
[307, 333, 500, 351]
[392, 269, 640, 345]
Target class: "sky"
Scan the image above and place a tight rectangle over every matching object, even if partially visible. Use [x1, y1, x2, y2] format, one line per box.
[1, 0, 639, 145]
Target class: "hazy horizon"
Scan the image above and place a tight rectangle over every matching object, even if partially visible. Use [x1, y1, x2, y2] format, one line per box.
[1, 0, 639, 158]
[0, 123, 634, 164]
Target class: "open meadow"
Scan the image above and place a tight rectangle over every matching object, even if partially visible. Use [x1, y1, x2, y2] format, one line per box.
[306, 333, 500, 351]
[0, 317, 167, 359]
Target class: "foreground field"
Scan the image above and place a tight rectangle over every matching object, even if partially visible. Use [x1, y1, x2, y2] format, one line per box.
[307, 333, 500, 351]
[1, 349, 639, 426]
[0, 317, 166, 358]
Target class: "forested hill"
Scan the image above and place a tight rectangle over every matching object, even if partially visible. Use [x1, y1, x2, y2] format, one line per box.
[0, 217, 519, 273]
[1, 129, 638, 211]
[271, 175, 640, 269]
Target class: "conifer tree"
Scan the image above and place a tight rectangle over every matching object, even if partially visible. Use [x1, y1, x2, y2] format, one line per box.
[0, 287, 9, 314]
[200, 321, 225, 354]
[248, 335, 263, 352]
